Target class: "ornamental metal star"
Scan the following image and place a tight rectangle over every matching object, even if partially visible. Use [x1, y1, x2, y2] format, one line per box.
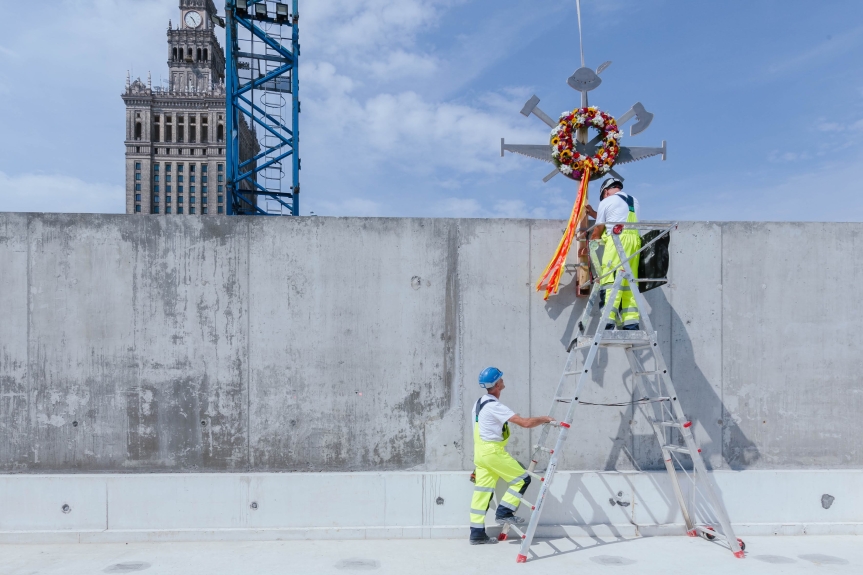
[500, 63, 666, 183]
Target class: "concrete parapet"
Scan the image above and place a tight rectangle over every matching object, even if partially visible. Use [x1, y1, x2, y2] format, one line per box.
[0, 470, 860, 542]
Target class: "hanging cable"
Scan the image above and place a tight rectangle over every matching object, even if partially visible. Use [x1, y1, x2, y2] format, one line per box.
[576, 0, 585, 67]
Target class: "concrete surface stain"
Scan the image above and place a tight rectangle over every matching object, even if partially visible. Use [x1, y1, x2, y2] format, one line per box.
[799, 554, 849, 565]
[335, 558, 380, 570]
[589, 555, 636, 566]
[754, 555, 796, 564]
[103, 562, 151, 573]
[821, 494, 835, 509]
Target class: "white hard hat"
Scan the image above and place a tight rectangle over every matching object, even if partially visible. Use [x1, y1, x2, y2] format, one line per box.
[599, 177, 624, 195]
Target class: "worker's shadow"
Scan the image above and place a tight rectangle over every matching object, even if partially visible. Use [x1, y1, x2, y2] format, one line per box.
[525, 281, 761, 562]
[543, 277, 760, 470]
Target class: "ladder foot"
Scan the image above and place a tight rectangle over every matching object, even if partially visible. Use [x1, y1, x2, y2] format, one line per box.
[734, 550, 745, 559]
[686, 529, 698, 537]
[516, 554, 527, 563]
[497, 533, 508, 541]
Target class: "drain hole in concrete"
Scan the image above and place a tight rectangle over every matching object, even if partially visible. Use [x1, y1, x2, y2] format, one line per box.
[104, 562, 151, 573]
[821, 494, 835, 509]
[61, 504, 71, 514]
[436, 497, 444, 505]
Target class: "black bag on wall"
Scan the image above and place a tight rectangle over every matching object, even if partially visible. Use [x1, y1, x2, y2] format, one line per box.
[637, 230, 669, 293]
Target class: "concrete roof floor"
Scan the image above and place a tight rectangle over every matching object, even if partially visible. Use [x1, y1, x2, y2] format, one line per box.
[4, 535, 861, 574]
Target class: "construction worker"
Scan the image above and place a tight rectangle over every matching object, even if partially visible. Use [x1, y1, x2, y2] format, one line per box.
[585, 177, 642, 330]
[469, 367, 554, 545]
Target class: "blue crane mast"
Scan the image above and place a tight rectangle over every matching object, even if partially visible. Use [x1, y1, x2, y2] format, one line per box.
[224, 0, 299, 215]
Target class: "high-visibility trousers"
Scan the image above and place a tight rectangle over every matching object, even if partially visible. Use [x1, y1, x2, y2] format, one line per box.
[600, 230, 642, 327]
[469, 433, 530, 530]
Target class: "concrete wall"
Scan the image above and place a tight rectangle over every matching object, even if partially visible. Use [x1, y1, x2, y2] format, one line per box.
[1, 214, 861, 473]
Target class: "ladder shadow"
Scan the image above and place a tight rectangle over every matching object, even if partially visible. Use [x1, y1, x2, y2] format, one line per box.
[657, 291, 761, 470]
[509, 532, 639, 563]
[506, 470, 637, 562]
[535, 285, 762, 546]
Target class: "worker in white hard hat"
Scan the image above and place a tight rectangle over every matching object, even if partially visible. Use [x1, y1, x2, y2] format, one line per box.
[468, 367, 554, 545]
[585, 177, 642, 330]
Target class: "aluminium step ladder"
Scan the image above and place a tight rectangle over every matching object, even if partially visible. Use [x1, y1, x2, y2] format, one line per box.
[500, 222, 745, 563]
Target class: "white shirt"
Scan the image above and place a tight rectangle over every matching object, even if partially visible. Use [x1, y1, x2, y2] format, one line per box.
[595, 192, 639, 227]
[474, 394, 515, 442]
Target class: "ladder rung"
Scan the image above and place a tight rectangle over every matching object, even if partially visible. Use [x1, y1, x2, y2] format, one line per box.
[507, 523, 526, 538]
[563, 371, 580, 376]
[533, 445, 555, 455]
[663, 444, 701, 455]
[527, 471, 545, 481]
[635, 370, 665, 376]
[658, 420, 692, 429]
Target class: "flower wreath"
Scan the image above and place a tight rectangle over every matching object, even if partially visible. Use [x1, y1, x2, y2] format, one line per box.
[551, 107, 622, 180]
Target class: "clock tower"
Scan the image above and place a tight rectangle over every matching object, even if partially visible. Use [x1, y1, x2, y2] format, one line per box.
[168, 0, 224, 93]
[121, 0, 258, 216]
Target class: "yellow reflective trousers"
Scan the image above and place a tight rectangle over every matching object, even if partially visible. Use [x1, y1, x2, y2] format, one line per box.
[600, 206, 641, 328]
[469, 421, 529, 529]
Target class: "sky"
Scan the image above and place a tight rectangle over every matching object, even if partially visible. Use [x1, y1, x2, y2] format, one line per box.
[1, 0, 862, 221]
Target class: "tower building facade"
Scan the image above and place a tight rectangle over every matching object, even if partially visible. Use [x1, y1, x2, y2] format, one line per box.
[122, 0, 258, 215]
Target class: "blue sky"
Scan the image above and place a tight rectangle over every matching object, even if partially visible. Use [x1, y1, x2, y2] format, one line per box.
[1, 0, 862, 221]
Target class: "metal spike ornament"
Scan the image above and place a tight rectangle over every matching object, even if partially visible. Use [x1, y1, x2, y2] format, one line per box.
[502, 0, 666, 300]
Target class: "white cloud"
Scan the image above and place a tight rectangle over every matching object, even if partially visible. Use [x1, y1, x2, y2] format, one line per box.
[654, 153, 863, 222]
[435, 197, 482, 217]
[314, 197, 384, 217]
[367, 50, 438, 79]
[0, 172, 124, 214]
[767, 25, 863, 75]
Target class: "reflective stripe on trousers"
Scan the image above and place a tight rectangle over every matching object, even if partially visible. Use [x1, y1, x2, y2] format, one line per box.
[600, 211, 641, 326]
[469, 421, 529, 530]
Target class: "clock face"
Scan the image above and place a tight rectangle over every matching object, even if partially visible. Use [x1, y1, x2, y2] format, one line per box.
[184, 11, 203, 28]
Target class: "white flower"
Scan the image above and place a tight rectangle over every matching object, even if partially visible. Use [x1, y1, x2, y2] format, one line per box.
[560, 112, 571, 119]
[593, 116, 605, 127]
[552, 150, 560, 158]
[560, 164, 573, 175]
[611, 131, 622, 140]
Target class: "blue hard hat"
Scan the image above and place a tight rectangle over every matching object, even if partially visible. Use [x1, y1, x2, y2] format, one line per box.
[478, 367, 503, 388]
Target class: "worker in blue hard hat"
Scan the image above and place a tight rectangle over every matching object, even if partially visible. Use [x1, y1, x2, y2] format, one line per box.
[584, 177, 642, 330]
[468, 366, 555, 545]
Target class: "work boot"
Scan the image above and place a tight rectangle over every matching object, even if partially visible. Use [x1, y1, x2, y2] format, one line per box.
[469, 534, 499, 545]
[495, 513, 526, 526]
[622, 323, 640, 331]
[605, 323, 616, 330]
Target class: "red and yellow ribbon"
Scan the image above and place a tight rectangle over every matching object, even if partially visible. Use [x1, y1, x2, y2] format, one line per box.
[535, 167, 590, 300]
